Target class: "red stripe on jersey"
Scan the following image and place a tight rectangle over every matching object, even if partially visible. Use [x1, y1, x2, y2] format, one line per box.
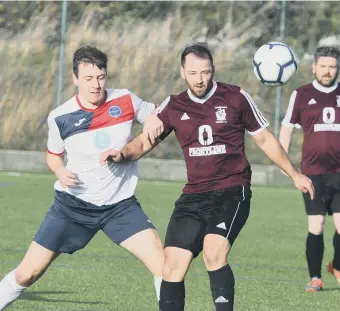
[47, 149, 64, 156]
[88, 94, 135, 131]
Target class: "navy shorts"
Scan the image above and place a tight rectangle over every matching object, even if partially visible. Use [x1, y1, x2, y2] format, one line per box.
[34, 191, 155, 254]
[164, 185, 251, 258]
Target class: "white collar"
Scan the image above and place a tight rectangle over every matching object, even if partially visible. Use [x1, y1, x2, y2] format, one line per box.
[312, 79, 338, 93]
[187, 80, 217, 104]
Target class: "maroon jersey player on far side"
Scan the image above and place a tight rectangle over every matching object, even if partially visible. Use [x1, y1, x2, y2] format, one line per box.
[280, 46, 340, 292]
[100, 43, 314, 311]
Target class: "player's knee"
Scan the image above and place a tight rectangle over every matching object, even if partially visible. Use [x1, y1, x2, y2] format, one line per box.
[332, 214, 340, 234]
[15, 267, 45, 287]
[162, 256, 188, 281]
[162, 261, 183, 281]
[308, 215, 325, 235]
[162, 247, 192, 281]
[203, 244, 229, 270]
[309, 222, 325, 235]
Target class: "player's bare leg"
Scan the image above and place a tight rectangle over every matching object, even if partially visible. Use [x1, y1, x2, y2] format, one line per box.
[305, 215, 325, 292]
[120, 228, 164, 301]
[203, 234, 233, 311]
[159, 247, 193, 311]
[327, 213, 340, 286]
[0, 241, 58, 310]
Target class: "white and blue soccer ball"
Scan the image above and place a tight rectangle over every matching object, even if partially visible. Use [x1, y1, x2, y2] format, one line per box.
[253, 42, 298, 86]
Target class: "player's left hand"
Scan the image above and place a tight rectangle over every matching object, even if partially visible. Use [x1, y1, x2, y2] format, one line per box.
[292, 172, 315, 200]
[143, 112, 164, 144]
[99, 149, 123, 165]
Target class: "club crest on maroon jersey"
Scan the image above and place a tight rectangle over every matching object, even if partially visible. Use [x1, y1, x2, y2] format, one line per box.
[215, 106, 227, 124]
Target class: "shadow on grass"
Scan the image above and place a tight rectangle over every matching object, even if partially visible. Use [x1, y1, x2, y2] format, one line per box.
[19, 291, 107, 305]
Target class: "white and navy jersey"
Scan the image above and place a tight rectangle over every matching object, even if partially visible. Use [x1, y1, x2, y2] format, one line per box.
[47, 88, 155, 206]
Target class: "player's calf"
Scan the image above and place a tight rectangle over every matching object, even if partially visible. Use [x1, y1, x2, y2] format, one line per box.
[15, 265, 47, 287]
[0, 264, 50, 310]
[208, 264, 235, 311]
[0, 270, 27, 310]
[0, 242, 57, 310]
[306, 232, 324, 280]
[332, 217, 340, 277]
[159, 280, 185, 311]
[328, 229, 340, 287]
[203, 234, 230, 271]
[119, 228, 164, 301]
[203, 236, 234, 310]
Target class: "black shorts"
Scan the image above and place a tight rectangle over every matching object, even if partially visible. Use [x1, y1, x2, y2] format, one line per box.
[303, 173, 340, 216]
[34, 191, 155, 254]
[164, 185, 251, 258]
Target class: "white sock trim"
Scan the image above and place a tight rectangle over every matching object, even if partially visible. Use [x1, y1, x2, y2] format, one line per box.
[154, 276, 162, 301]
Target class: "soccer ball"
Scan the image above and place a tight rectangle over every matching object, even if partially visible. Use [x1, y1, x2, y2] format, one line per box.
[253, 42, 298, 86]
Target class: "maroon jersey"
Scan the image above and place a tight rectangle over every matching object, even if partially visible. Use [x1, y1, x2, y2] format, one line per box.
[282, 80, 340, 176]
[157, 81, 269, 194]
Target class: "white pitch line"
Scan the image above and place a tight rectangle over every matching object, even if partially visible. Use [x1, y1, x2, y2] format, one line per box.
[0, 172, 54, 178]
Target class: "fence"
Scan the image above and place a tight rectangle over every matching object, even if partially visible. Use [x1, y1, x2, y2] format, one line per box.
[0, 150, 293, 186]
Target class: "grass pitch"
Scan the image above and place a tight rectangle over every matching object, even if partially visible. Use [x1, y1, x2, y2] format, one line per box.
[0, 173, 339, 310]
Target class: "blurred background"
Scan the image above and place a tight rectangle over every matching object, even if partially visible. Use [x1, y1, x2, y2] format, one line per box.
[0, 0, 339, 166]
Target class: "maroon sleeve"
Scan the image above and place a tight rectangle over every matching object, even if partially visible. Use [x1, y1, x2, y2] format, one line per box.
[239, 90, 269, 135]
[157, 96, 174, 140]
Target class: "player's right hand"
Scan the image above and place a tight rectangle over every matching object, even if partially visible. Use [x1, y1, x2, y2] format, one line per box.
[55, 167, 80, 188]
[99, 149, 123, 165]
[292, 172, 315, 200]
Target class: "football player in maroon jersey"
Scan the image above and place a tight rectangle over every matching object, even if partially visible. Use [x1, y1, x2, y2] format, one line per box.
[101, 43, 314, 311]
[280, 46, 340, 292]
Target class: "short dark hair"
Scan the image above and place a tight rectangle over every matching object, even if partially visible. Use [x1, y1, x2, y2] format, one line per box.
[73, 46, 108, 77]
[314, 46, 340, 64]
[181, 42, 214, 67]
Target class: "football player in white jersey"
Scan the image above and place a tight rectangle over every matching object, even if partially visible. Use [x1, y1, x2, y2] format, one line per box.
[0, 46, 164, 310]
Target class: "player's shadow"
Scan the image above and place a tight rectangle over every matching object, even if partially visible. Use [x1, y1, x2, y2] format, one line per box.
[322, 287, 340, 292]
[19, 291, 107, 304]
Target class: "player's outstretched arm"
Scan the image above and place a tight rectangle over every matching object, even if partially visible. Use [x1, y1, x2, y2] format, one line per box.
[252, 128, 314, 200]
[99, 132, 159, 165]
